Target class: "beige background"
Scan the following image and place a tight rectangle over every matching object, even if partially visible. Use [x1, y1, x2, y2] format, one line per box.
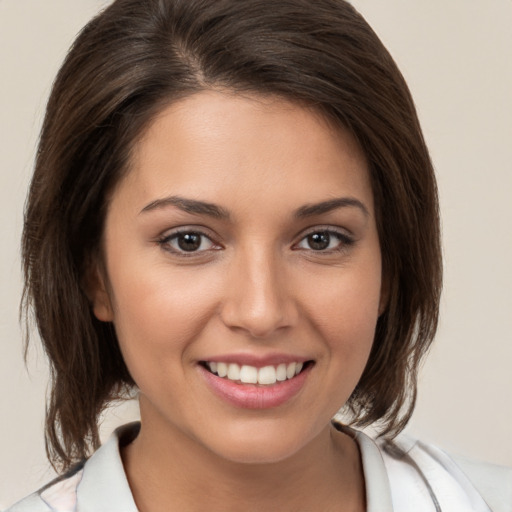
[1, 0, 511, 507]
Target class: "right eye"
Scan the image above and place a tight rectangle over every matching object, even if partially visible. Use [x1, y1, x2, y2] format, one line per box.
[158, 230, 218, 255]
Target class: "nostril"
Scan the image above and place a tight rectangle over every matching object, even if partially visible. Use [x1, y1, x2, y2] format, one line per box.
[219, 268, 298, 337]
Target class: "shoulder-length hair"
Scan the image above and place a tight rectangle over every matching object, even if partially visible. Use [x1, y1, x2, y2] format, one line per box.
[22, 0, 442, 470]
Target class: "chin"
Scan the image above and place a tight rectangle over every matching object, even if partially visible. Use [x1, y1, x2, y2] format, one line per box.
[200, 419, 319, 466]
[214, 441, 302, 465]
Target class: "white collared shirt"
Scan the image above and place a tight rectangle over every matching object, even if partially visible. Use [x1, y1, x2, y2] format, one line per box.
[5, 422, 511, 511]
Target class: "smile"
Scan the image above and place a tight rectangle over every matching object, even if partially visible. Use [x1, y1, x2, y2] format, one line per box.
[199, 359, 313, 409]
[204, 361, 305, 386]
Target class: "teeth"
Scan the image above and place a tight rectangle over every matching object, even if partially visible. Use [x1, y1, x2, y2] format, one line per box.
[217, 362, 228, 377]
[286, 363, 296, 379]
[206, 361, 306, 385]
[227, 363, 240, 381]
[258, 366, 277, 385]
[240, 365, 258, 384]
[276, 363, 287, 381]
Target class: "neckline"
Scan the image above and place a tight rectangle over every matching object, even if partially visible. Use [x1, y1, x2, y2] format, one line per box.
[332, 420, 394, 511]
[77, 421, 394, 511]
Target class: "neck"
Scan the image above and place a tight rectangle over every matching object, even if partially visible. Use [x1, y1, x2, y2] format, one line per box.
[122, 412, 365, 512]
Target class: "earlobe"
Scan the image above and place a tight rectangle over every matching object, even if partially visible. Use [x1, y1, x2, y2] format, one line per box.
[378, 295, 387, 316]
[378, 276, 389, 317]
[84, 264, 114, 322]
[92, 287, 114, 322]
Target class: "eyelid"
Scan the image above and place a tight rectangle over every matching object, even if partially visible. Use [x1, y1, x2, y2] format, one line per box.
[292, 225, 355, 252]
[295, 225, 354, 241]
[156, 226, 223, 256]
[298, 224, 354, 237]
[155, 224, 354, 256]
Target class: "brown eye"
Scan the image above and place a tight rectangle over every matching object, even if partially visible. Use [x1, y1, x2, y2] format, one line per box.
[177, 233, 202, 252]
[295, 229, 354, 253]
[307, 232, 330, 251]
[159, 230, 217, 254]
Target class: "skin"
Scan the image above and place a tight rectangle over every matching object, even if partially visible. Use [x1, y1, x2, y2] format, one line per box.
[91, 90, 384, 511]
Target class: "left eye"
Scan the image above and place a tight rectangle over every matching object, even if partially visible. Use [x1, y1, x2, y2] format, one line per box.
[296, 231, 348, 251]
[161, 231, 216, 253]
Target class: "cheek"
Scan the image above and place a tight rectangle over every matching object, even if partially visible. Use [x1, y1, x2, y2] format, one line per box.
[108, 263, 221, 372]
[301, 261, 382, 366]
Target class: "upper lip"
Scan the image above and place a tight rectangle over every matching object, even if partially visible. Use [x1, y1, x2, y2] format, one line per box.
[199, 353, 312, 368]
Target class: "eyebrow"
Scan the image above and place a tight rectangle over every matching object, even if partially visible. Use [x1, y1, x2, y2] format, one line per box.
[294, 197, 369, 218]
[140, 196, 230, 219]
[140, 195, 368, 219]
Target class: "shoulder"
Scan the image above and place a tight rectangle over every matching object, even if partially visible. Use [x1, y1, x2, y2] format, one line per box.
[3, 493, 51, 512]
[379, 434, 512, 512]
[451, 452, 512, 511]
[3, 466, 84, 512]
[4, 423, 140, 512]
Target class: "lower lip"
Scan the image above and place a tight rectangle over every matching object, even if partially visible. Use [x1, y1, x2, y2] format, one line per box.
[199, 365, 311, 409]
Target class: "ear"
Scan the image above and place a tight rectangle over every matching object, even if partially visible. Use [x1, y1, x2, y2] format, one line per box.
[83, 262, 114, 322]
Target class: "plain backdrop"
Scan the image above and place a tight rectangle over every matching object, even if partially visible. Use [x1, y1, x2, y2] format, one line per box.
[1, 0, 511, 507]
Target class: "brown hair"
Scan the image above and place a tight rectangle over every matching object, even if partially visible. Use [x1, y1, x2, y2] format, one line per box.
[22, 0, 442, 470]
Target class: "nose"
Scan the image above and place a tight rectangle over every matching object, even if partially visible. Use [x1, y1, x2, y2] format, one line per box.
[220, 246, 298, 338]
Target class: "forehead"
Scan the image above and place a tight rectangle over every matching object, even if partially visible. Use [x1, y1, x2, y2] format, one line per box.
[118, 90, 373, 218]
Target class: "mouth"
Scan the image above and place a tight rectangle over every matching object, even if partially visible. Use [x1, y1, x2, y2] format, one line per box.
[200, 360, 314, 386]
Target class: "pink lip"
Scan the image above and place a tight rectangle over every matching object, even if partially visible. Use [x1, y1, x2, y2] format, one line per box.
[199, 363, 312, 409]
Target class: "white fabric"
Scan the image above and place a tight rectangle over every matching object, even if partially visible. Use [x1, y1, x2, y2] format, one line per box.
[378, 436, 494, 511]
[40, 472, 83, 512]
[5, 422, 511, 511]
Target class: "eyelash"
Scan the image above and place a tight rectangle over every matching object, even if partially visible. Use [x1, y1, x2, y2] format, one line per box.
[156, 227, 354, 257]
[293, 228, 355, 254]
[157, 228, 221, 257]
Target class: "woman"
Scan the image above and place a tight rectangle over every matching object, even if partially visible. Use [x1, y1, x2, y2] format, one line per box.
[6, 0, 511, 510]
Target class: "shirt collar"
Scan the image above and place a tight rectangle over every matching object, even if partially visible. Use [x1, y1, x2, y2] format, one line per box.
[333, 422, 395, 511]
[77, 421, 394, 511]
[77, 423, 139, 512]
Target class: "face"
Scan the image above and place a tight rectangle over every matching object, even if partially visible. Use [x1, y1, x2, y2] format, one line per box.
[92, 90, 384, 464]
